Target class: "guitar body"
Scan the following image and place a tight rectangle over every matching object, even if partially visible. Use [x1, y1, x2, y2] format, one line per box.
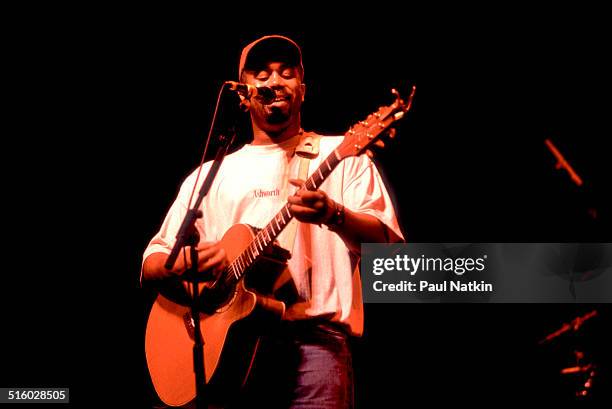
[146, 224, 277, 407]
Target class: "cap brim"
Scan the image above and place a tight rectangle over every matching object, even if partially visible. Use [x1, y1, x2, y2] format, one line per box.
[239, 35, 303, 79]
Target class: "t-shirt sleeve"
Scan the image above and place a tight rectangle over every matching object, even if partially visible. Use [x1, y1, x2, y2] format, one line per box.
[340, 155, 405, 242]
[140, 169, 200, 284]
[142, 190, 188, 260]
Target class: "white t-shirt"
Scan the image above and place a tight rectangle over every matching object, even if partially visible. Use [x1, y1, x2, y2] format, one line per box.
[142, 133, 403, 335]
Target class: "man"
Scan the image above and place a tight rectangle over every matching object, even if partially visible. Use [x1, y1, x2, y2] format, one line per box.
[142, 35, 404, 408]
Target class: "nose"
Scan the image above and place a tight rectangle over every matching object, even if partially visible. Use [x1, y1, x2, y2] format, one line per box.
[267, 70, 285, 88]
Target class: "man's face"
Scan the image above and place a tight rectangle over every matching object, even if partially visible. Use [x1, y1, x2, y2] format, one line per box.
[242, 61, 305, 133]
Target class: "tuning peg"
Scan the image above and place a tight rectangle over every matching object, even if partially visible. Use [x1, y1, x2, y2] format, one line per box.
[374, 140, 385, 148]
[391, 88, 402, 105]
[387, 128, 397, 139]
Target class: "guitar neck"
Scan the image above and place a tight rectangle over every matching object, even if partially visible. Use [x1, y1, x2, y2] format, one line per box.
[225, 147, 343, 283]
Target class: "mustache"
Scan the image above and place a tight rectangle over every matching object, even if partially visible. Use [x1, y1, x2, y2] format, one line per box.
[272, 92, 290, 100]
[256, 93, 291, 104]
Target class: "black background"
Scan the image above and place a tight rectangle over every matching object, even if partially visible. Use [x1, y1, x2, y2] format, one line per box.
[3, 4, 611, 407]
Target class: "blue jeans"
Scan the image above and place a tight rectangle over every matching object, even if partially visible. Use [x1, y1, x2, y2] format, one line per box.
[234, 321, 354, 409]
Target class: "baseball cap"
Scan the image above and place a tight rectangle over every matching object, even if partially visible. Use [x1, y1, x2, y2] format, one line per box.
[238, 35, 304, 80]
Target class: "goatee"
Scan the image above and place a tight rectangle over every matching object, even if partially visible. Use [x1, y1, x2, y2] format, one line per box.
[266, 107, 290, 124]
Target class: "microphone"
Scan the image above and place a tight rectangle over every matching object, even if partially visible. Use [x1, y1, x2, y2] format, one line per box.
[225, 81, 276, 104]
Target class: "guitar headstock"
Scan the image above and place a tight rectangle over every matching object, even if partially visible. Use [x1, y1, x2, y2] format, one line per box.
[336, 85, 416, 160]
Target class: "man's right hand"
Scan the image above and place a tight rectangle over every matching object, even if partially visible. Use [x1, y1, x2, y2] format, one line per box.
[177, 241, 228, 280]
[142, 242, 228, 281]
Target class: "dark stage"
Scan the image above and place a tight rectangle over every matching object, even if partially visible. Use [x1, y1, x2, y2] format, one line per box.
[3, 8, 611, 407]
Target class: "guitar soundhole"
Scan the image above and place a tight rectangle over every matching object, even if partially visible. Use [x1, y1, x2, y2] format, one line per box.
[199, 279, 237, 314]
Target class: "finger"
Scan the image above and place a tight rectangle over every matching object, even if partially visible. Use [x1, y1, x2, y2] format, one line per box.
[289, 204, 320, 220]
[310, 200, 327, 210]
[287, 195, 305, 206]
[289, 178, 305, 187]
[199, 248, 227, 273]
[195, 241, 217, 251]
[290, 178, 318, 191]
[197, 246, 223, 266]
[289, 194, 326, 212]
[198, 246, 222, 260]
[298, 191, 325, 203]
[201, 253, 227, 274]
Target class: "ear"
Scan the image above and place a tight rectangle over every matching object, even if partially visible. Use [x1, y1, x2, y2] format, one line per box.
[300, 83, 306, 102]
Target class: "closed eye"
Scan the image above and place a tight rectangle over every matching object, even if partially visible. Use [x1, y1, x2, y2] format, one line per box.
[281, 67, 296, 78]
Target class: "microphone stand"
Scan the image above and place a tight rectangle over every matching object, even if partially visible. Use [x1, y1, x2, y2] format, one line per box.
[164, 92, 237, 408]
